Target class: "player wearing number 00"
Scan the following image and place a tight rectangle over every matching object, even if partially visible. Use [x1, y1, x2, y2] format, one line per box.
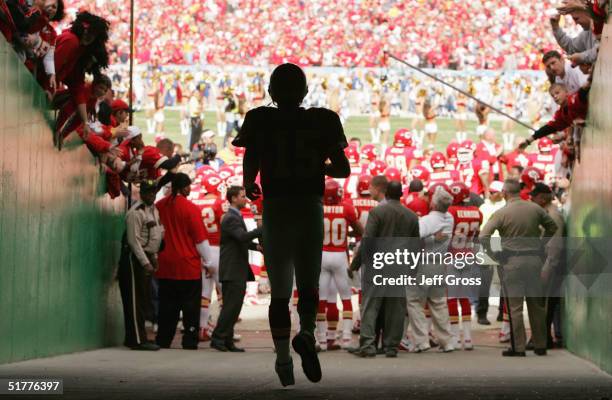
[447, 181, 483, 350]
[317, 179, 364, 350]
[384, 128, 417, 175]
[232, 63, 351, 387]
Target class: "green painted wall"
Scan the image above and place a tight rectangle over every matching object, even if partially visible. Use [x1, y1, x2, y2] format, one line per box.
[0, 38, 124, 364]
[564, 24, 612, 374]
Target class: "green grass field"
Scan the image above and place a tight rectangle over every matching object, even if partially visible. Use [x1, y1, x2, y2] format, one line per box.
[134, 110, 530, 153]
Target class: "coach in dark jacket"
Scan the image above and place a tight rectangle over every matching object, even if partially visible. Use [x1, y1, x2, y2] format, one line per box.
[211, 185, 262, 352]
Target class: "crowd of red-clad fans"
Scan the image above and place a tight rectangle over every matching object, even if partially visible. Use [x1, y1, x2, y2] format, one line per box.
[9, 0, 591, 70]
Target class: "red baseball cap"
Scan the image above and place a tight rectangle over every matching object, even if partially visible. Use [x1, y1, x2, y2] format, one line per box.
[111, 99, 133, 113]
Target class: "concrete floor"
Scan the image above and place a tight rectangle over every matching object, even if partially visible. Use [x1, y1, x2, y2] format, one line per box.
[1, 302, 611, 400]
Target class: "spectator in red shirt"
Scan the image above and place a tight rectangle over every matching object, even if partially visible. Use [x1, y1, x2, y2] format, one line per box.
[54, 11, 110, 140]
[155, 173, 213, 350]
[519, 82, 590, 149]
[55, 73, 111, 148]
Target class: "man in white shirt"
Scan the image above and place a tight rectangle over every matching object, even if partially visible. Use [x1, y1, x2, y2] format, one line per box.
[543, 50, 588, 95]
[406, 188, 455, 352]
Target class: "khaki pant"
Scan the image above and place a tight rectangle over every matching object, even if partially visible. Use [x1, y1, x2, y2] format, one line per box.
[406, 265, 453, 350]
[501, 255, 547, 352]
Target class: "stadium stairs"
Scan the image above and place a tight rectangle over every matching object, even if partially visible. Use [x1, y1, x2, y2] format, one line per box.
[0, 37, 124, 364]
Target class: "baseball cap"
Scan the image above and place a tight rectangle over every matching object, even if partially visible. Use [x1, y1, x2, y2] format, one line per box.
[140, 180, 158, 194]
[529, 182, 552, 197]
[489, 181, 504, 193]
[125, 126, 142, 141]
[202, 129, 216, 139]
[111, 99, 134, 113]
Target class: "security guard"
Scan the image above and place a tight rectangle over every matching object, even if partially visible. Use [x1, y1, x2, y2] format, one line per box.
[479, 179, 557, 357]
[118, 180, 165, 350]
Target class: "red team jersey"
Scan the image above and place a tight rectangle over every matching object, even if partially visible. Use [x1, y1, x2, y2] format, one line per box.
[323, 200, 358, 252]
[455, 159, 489, 195]
[384, 146, 416, 174]
[402, 191, 430, 217]
[429, 169, 460, 186]
[448, 205, 483, 254]
[475, 142, 504, 181]
[528, 151, 557, 185]
[352, 197, 378, 233]
[338, 165, 365, 199]
[502, 150, 531, 171]
[192, 195, 228, 246]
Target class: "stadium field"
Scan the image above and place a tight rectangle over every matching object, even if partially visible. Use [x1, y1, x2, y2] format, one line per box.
[135, 110, 531, 153]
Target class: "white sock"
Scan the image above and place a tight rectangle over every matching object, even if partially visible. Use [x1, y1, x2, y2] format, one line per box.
[450, 323, 460, 348]
[462, 320, 472, 343]
[316, 319, 327, 346]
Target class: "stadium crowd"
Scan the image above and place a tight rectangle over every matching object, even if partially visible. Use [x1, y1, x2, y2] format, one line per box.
[41, 0, 582, 70]
[0, 0, 608, 365]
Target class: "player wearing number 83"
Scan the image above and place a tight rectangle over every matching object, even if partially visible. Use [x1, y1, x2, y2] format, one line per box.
[232, 63, 350, 387]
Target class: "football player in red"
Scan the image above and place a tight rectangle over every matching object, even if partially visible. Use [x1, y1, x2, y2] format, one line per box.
[384, 129, 417, 175]
[455, 140, 490, 198]
[446, 142, 459, 167]
[337, 146, 364, 198]
[218, 165, 235, 182]
[429, 152, 460, 186]
[528, 137, 557, 186]
[360, 143, 379, 166]
[367, 160, 387, 177]
[447, 181, 483, 350]
[409, 165, 431, 186]
[192, 174, 228, 341]
[384, 166, 402, 183]
[402, 179, 430, 217]
[520, 167, 545, 200]
[475, 129, 504, 181]
[317, 179, 363, 350]
[351, 175, 378, 333]
[500, 137, 531, 177]
[229, 146, 245, 176]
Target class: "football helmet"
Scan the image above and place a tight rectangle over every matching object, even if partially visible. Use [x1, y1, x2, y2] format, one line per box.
[538, 137, 553, 153]
[521, 167, 544, 188]
[430, 152, 447, 170]
[202, 174, 225, 196]
[449, 181, 470, 205]
[384, 167, 402, 182]
[324, 179, 343, 205]
[410, 165, 431, 183]
[393, 128, 413, 147]
[361, 144, 379, 162]
[357, 174, 373, 196]
[344, 146, 360, 164]
[367, 160, 387, 176]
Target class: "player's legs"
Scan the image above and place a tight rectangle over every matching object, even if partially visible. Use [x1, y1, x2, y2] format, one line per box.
[328, 252, 353, 347]
[264, 196, 323, 383]
[447, 297, 460, 348]
[459, 297, 473, 349]
[325, 281, 340, 349]
[316, 261, 332, 350]
[200, 246, 220, 340]
[293, 197, 324, 338]
[262, 202, 294, 365]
